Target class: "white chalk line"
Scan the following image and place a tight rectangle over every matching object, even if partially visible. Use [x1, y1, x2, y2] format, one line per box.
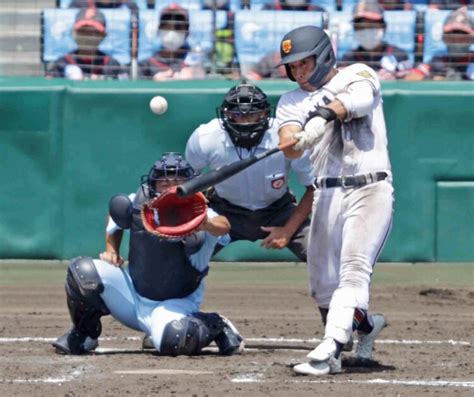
[115, 369, 214, 375]
[0, 370, 82, 384]
[248, 337, 472, 346]
[232, 376, 474, 388]
[0, 336, 471, 346]
[1, 336, 472, 386]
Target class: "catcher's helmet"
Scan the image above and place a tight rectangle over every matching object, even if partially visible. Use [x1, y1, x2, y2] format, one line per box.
[277, 25, 336, 89]
[217, 82, 272, 149]
[142, 152, 196, 197]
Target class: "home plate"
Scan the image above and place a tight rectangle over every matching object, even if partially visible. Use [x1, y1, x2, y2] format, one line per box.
[115, 369, 214, 375]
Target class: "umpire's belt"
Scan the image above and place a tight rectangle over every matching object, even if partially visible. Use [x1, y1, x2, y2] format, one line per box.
[314, 172, 388, 189]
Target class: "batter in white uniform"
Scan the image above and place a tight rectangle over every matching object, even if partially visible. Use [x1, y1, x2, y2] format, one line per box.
[186, 82, 314, 261]
[275, 25, 394, 375]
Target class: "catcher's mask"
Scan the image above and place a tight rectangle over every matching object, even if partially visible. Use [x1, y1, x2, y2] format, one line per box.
[217, 82, 272, 149]
[277, 25, 336, 89]
[141, 152, 196, 198]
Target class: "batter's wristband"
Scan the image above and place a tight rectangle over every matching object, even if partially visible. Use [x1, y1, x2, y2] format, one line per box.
[306, 107, 337, 123]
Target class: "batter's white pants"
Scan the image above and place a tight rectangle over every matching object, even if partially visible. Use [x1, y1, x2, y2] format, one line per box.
[307, 180, 394, 343]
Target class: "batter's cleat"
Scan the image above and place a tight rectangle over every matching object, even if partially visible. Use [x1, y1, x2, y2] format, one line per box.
[293, 355, 342, 376]
[307, 337, 338, 362]
[294, 338, 342, 376]
[342, 334, 354, 352]
[214, 316, 244, 356]
[355, 313, 387, 360]
[53, 328, 98, 355]
[142, 334, 154, 349]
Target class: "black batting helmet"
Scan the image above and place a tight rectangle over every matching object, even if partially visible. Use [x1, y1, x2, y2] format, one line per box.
[217, 82, 272, 149]
[277, 25, 336, 89]
[141, 152, 196, 197]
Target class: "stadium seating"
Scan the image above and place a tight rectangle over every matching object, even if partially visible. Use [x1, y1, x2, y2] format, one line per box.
[154, 0, 204, 11]
[137, 9, 228, 62]
[234, 10, 325, 71]
[423, 9, 474, 63]
[329, 10, 417, 62]
[41, 8, 132, 66]
[247, 0, 336, 11]
[43, 4, 473, 76]
[57, 0, 150, 8]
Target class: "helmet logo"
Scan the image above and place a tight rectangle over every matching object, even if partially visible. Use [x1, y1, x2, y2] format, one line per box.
[282, 39, 292, 54]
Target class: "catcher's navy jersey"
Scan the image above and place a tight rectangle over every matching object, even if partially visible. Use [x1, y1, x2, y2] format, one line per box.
[107, 193, 229, 281]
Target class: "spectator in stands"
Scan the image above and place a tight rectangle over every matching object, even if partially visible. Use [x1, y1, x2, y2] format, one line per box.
[203, 0, 231, 10]
[138, 4, 206, 80]
[263, 0, 326, 11]
[202, 0, 241, 78]
[45, 8, 128, 80]
[405, 7, 474, 80]
[244, 51, 287, 80]
[428, 1, 474, 10]
[339, 0, 413, 80]
[69, 0, 139, 13]
[378, 0, 411, 10]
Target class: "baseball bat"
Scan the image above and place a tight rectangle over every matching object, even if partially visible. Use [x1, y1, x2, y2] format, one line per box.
[177, 139, 297, 197]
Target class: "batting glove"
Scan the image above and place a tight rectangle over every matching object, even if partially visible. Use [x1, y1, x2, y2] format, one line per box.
[294, 116, 327, 151]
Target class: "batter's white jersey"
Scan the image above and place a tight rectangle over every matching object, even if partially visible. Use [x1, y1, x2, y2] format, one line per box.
[185, 118, 314, 210]
[276, 63, 392, 179]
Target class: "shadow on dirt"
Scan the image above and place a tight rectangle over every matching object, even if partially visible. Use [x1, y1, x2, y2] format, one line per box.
[342, 356, 397, 373]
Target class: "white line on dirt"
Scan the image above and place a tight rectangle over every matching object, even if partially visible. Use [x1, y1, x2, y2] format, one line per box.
[0, 336, 470, 346]
[231, 377, 474, 388]
[0, 370, 82, 384]
[115, 369, 214, 375]
[247, 337, 472, 346]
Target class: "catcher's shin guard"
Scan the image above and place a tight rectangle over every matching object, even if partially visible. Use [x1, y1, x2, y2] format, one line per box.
[195, 312, 243, 356]
[55, 257, 110, 354]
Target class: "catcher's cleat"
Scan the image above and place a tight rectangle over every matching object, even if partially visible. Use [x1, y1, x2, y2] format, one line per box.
[142, 334, 154, 349]
[53, 328, 98, 355]
[355, 313, 387, 360]
[214, 316, 244, 356]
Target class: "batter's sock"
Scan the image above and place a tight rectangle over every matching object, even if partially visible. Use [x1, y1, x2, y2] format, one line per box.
[353, 308, 374, 334]
[318, 307, 328, 326]
[333, 340, 344, 359]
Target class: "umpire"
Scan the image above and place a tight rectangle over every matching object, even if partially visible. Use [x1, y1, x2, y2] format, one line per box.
[185, 82, 313, 262]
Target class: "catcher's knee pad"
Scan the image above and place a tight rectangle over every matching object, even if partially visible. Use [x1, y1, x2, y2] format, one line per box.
[65, 256, 110, 339]
[160, 316, 211, 356]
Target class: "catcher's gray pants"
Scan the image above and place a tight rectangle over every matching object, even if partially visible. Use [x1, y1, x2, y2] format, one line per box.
[209, 191, 309, 262]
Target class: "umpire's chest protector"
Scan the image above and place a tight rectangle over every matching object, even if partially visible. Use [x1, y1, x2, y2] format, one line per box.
[128, 190, 206, 301]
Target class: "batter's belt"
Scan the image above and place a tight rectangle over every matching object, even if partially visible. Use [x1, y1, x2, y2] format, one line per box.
[313, 172, 388, 189]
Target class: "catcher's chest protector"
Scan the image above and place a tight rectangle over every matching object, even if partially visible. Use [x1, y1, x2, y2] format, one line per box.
[128, 191, 206, 301]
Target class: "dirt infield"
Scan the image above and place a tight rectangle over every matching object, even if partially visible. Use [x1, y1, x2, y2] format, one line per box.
[0, 262, 473, 396]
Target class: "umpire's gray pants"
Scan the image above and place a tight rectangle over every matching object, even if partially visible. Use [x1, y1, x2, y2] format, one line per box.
[209, 191, 309, 262]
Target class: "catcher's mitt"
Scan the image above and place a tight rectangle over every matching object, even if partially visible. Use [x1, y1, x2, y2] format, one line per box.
[141, 186, 207, 239]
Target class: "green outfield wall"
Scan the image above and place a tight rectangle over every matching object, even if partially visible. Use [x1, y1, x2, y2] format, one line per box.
[1, 77, 473, 262]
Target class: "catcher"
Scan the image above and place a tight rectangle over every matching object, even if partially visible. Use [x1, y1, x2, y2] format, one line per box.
[53, 152, 244, 356]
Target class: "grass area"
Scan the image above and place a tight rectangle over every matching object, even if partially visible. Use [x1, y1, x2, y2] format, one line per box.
[0, 261, 472, 287]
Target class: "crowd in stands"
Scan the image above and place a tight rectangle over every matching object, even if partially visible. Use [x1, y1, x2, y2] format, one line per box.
[43, 0, 474, 81]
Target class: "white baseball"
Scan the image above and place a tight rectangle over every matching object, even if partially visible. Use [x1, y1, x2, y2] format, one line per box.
[150, 96, 168, 115]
